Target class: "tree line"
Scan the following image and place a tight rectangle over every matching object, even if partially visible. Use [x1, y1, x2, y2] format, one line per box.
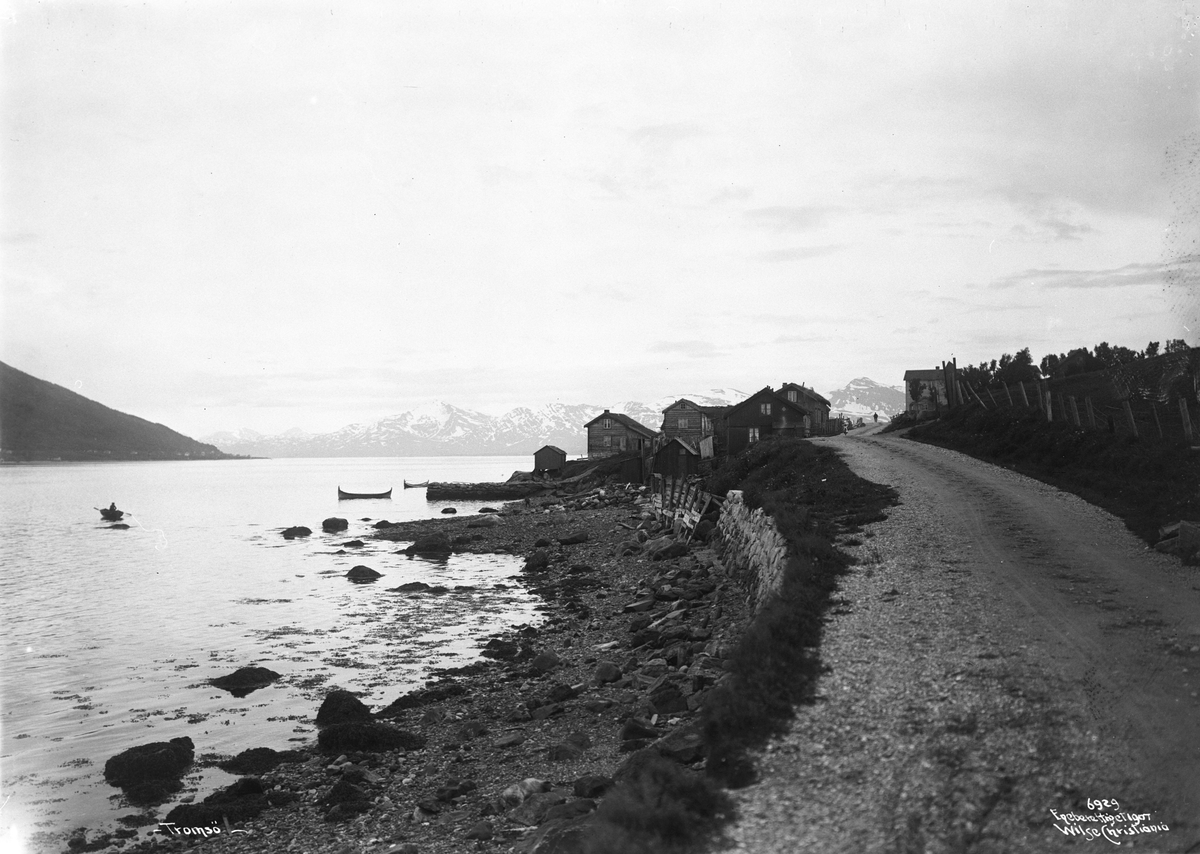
[958, 339, 1190, 389]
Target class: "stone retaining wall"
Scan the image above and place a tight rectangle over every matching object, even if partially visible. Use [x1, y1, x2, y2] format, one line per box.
[712, 489, 791, 610]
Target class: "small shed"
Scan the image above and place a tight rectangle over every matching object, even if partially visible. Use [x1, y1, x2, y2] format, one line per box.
[653, 437, 701, 479]
[533, 445, 567, 474]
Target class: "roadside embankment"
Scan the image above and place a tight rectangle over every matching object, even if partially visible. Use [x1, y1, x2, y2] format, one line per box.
[901, 403, 1200, 557]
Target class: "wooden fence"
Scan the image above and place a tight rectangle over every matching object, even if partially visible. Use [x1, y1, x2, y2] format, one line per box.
[651, 474, 721, 541]
[939, 351, 1198, 446]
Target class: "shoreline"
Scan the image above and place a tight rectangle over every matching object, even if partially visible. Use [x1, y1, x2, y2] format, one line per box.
[57, 484, 753, 854]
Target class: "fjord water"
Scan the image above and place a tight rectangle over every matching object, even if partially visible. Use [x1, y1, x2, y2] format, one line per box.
[0, 456, 538, 847]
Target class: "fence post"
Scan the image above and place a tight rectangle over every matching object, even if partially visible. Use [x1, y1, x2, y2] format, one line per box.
[1004, 384, 1014, 407]
[986, 387, 998, 407]
[1068, 396, 1081, 426]
[1085, 397, 1097, 429]
[1019, 382, 1030, 408]
[1045, 391, 1053, 421]
[1151, 402, 1163, 439]
[1181, 399, 1194, 445]
[1123, 401, 1138, 437]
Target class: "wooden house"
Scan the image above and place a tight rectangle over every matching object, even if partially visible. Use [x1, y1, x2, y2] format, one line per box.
[659, 399, 728, 457]
[778, 382, 831, 431]
[903, 369, 949, 414]
[653, 437, 702, 479]
[584, 410, 657, 459]
[533, 445, 567, 475]
[722, 387, 812, 455]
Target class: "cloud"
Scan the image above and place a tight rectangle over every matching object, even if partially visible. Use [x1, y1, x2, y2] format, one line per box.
[629, 123, 704, 145]
[744, 206, 837, 232]
[989, 262, 1174, 291]
[757, 245, 841, 262]
[647, 340, 725, 358]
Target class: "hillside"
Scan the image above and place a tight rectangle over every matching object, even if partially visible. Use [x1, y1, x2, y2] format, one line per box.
[0, 361, 237, 462]
[826, 377, 905, 422]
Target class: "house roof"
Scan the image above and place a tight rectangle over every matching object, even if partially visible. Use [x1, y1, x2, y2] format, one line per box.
[657, 436, 700, 455]
[535, 445, 567, 455]
[584, 410, 657, 438]
[778, 382, 831, 407]
[725, 387, 811, 419]
[903, 369, 945, 381]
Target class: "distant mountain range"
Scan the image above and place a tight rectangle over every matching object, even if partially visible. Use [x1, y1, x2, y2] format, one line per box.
[201, 390, 749, 458]
[826, 377, 906, 423]
[0, 361, 236, 462]
[201, 383, 906, 458]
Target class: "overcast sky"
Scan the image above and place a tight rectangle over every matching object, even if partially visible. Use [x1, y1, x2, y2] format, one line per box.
[3, 1, 1198, 437]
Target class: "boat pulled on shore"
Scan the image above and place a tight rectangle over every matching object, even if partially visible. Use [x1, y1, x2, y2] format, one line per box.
[337, 487, 392, 500]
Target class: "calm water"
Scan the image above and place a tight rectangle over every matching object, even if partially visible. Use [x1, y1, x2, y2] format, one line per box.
[0, 457, 539, 850]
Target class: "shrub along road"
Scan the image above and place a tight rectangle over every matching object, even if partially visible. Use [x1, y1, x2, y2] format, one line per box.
[723, 427, 1200, 853]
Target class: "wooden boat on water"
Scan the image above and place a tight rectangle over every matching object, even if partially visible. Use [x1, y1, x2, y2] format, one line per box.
[337, 487, 393, 500]
[97, 506, 124, 521]
[403, 480, 429, 488]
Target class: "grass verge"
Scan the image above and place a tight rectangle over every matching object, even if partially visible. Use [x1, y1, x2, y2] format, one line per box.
[702, 439, 898, 787]
[904, 403, 1199, 550]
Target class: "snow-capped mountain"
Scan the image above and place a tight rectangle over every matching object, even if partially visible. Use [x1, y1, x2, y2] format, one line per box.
[201, 390, 749, 458]
[826, 377, 905, 422]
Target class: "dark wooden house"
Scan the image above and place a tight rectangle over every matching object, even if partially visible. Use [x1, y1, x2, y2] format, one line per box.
[584, 410, 657, 459]
[778, 382, 831, 432]
[533, 445, 567, 475]
[722, 387, 812, 455]
[653, 437, 701, 479]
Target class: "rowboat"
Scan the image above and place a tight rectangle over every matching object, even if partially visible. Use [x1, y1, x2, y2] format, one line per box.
[337, 487, 393, 500]
[403, 480, 429, 488]
[97, 507, 124, 521]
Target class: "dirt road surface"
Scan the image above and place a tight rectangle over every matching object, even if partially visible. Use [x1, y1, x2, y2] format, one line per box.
[723, 428, 1200, 853]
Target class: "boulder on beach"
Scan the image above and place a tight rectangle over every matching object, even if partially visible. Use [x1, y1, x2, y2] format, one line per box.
[210, 666, 282, 698]
[164, 777, 295, 827]
[317, 722, 426, 753]
[218, 747, 305, 775]
[104, 737, 194, 803]
[404, 532, 453, 555]
[315, 689, 373, 725]
[322, 517, 349, 533]
[441, 507, 458, 514]
[281, 526, 312, 539]
[346, 565, 382, 582]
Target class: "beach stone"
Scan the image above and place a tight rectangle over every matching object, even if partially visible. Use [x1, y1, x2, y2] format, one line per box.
[619, 718, 661, 742]
[441, 507, 457, 514]
[531, 650, 561, 673]
[509, 790, 567, 826]
[281, 526, 312, 539]
[164, 777, 290, 827]
[104, 737, 194, 803]
[209, 666, 281, 698]
[494, 732, 526, 749]
[322, 517, 349, 532]
[546, 741, 584, 761]
[545, 682, 578, 703]
[391, 581, 432, 593]
[340, 539, 365, 548]
[317, 722, 425, 753]
[557, 531, 589, 545]
[218, 747, 304, 775]
[524, 549, 551, 572]
[404, 532, 453, 554]
[572, 774, 613, 798]
[543, 799, 596, 823]
[466, 820, 495, 840]
[316, 689, 372, 725]
[501, 778, 551, 806]
[346, 565, 382, 582]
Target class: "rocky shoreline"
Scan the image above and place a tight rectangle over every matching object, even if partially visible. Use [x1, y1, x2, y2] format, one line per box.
[63, 484, 755, 854]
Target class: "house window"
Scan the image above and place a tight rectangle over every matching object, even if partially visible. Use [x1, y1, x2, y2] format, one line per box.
[701, 416, 711, 432]
[748, 427, 760, 444]
[601, 418, 612, 429]
[603, 435, 611, 447]
[787, 390, 797, 402]
[678, 417, 689, 429]
[760, 403, 772, 415]
[618, 436, 627, 451]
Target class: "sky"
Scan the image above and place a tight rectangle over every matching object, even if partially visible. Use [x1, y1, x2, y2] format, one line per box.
[2, 0, 1198, 437]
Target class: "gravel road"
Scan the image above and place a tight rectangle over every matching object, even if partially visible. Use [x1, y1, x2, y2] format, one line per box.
[722, 428, 1200, 854]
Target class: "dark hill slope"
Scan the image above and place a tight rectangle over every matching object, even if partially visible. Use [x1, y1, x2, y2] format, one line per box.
[0, 361, 236, 462]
